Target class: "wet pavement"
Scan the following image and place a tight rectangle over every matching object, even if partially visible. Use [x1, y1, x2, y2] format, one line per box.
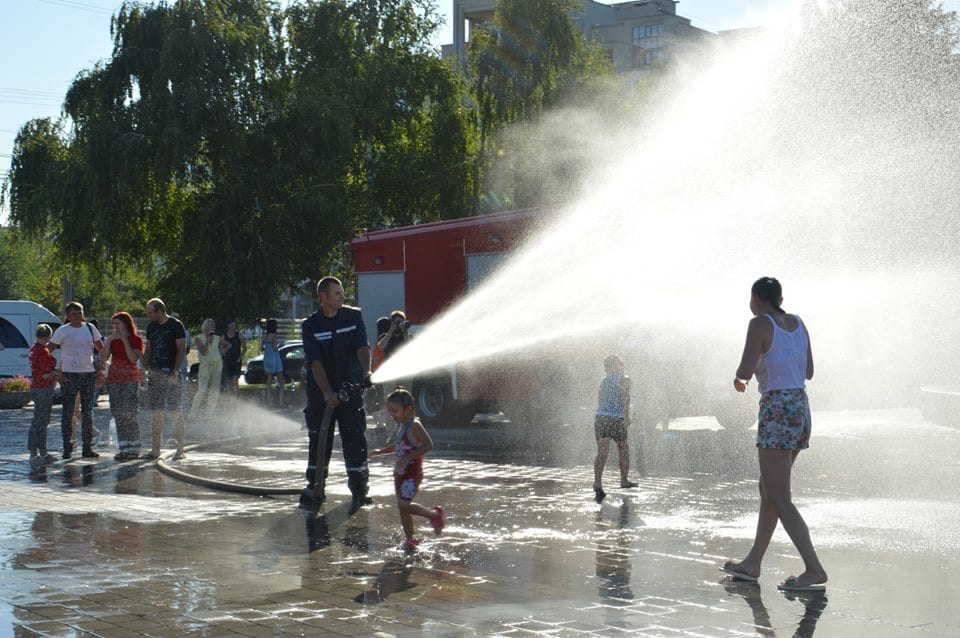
[1, 396, 960, 636]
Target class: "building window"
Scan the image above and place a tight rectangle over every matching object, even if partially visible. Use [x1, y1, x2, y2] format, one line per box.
[632, 24, 662, 67]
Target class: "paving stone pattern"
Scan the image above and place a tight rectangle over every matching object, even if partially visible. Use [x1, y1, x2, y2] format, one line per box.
[1, 400, 959, 636]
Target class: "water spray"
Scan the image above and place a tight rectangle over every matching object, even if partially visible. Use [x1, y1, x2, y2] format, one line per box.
[366, 9, 960, 419]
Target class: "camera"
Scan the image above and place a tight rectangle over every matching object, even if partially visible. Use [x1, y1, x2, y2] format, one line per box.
[400, 320, 411, 331]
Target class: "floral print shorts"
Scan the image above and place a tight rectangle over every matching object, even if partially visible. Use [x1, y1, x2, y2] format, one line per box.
[394, 466, 423, 501]
[757, 388, 811, 450]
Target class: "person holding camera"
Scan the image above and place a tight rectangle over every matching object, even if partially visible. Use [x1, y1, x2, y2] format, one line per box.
[369, 311, 413, 439]
[376, 311, 412, 360]
[300, 276, 373, 513]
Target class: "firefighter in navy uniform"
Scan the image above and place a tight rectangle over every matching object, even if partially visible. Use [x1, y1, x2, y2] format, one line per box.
[300, 276, 373, 513]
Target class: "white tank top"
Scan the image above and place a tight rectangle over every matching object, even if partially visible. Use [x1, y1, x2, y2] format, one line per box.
[755, 314, 808, 394]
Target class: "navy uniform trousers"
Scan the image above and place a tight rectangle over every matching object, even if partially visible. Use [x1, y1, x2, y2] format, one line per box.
[304, 388, 369, 499]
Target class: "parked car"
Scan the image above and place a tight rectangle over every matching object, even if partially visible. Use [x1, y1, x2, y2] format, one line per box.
[244, 340, 305, 385]
[0, 300, 61, 380]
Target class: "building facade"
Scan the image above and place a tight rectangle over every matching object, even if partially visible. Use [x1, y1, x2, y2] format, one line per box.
[449, 0, 714, 74]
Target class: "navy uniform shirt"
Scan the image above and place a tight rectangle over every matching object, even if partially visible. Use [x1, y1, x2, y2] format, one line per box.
[301, 305, 368, 390]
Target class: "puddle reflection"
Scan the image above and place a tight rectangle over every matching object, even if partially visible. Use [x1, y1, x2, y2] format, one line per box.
[302, 502, 356, 553]
[305, 513, 330, 552]
[724, 580, 829, 637]
[354, 557, 416, 604]
[786, 590, 829, 638]
[340, 522, 370, 554]
[114, 463, 141, 494]
[61, 465, 94, 487]
[595, 501, 636, 602]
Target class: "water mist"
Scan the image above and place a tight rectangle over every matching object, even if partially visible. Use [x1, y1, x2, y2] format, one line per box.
[375, 1, 960, 416]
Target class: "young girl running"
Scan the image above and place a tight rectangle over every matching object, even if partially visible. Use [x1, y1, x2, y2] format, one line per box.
[368, 387, 445, 552]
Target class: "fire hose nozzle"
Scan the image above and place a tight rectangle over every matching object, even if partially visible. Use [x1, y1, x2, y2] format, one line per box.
[337, 380, 371, 403]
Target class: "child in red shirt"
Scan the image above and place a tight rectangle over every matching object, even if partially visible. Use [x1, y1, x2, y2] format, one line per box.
[368, 387, 444, 552]
[29, 324, 59, 468]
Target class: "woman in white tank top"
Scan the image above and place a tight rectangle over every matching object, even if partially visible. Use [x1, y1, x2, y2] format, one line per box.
[721, 277, 828, 592]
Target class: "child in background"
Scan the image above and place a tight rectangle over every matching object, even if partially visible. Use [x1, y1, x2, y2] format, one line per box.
[593, 354, 637, 503]
[368, 387, 445, 552]
[28, 324, 59, 468]
[262, 318, 287, 408]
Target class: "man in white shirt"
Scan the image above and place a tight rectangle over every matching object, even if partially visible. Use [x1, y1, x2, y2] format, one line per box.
[48, 302, 104, 459]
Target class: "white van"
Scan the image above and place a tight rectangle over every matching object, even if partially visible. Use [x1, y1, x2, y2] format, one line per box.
[0, 300, 62, 379]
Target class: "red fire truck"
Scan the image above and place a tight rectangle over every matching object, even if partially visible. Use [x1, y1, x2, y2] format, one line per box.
[350, 208, 563, 425]
[350, 208, 755, 429]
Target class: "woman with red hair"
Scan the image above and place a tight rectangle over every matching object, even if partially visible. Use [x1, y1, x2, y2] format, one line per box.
[99, 312, 144, 461]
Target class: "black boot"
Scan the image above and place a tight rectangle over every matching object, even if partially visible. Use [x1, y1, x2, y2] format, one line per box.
[299, 464, 327, 510]
[298, 493, 320, 511]
[82, 446, 100, 459]
[347, 471, 372, 514]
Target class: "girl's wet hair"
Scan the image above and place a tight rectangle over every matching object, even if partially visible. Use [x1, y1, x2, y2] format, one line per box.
[386, 386, 414, 408]
[752, 276, 785, 314]
[265, 318, 278, 334]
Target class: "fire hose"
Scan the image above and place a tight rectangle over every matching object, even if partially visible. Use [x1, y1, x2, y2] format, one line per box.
[153, 380, 372, 498]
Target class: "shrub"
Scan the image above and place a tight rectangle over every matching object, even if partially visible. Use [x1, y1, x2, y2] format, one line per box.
[0, 376, 31, 392]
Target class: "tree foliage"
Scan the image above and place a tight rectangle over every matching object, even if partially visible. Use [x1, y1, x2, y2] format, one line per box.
[0, 228, 52, 305]
[469, 0, 610, 124]
[466, 0, 613, 210]
[0, 227, 154, 319]
[6, 0, 476, 323]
